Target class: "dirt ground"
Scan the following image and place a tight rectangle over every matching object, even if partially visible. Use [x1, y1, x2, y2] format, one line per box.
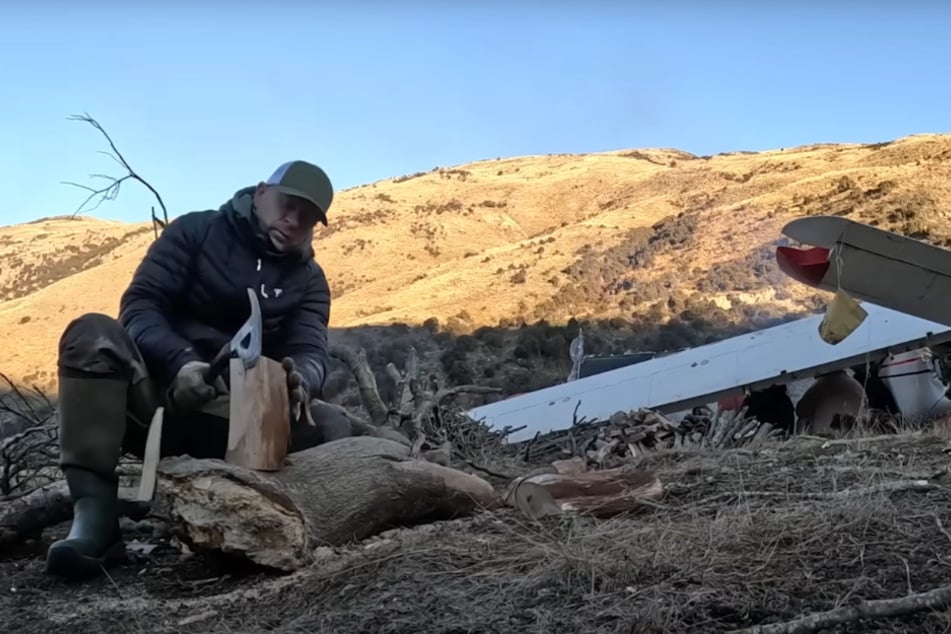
[6, 431, 951, 634]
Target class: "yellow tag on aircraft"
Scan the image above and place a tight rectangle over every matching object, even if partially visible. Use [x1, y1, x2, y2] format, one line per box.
[818, 288, 868, 345]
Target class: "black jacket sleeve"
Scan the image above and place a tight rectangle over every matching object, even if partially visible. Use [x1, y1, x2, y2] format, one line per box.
[119, 214, 204, 386]
[280, 266, 332, 398]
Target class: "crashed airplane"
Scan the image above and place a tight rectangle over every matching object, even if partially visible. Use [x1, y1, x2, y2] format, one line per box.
[467, 304, 951, 444]
[468, 217, 951, 444]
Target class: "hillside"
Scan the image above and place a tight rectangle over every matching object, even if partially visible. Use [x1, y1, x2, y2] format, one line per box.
[2, 133, 951, 401]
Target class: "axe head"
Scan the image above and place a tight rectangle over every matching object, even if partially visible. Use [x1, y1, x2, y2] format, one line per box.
[230, 288, 262, 369]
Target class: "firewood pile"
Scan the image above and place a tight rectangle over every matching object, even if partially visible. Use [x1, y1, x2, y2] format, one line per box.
[521, 405, 781, 468]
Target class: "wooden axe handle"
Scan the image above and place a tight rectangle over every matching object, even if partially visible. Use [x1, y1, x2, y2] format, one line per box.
[203, 343, 231, 384]
[136, 406, 164, 502]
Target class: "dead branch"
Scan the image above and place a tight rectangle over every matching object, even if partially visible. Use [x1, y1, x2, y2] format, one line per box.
[0, 423, 59, 497]
[0, 371, 55, 433]
[728, 582, 951, 633]
[328, 345, 390, 426]
[329, 344, 506, 472]
[0, 372, 59, 497]
[63, 112, 169, 238]
[407, 383, 503, 457]
[685, 479, 941, 509]
[385, 346, 419, 412]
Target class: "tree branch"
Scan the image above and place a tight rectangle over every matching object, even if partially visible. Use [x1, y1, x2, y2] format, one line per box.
[728, 582, 951, 633]
[328, 345, 390, 426]
[385, 346, 418, 413]
[64, 112, 169, 238]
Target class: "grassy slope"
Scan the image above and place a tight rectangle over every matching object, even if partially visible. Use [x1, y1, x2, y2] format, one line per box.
[2, 133, 950, 400]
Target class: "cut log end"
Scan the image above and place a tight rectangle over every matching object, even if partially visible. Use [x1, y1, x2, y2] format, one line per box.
[504, 465, 665, 519]
[158, 457, 312, 571]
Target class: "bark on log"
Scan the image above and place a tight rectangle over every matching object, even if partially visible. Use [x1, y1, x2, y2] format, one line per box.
[157, 435, 499, 571]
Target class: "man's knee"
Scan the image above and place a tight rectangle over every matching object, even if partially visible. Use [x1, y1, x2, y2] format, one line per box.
[58, 313, 137, 378]
[311, 400, 352, 442]
[288, 400, 352, 452]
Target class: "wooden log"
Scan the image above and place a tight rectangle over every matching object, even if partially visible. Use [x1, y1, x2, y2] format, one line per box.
[503, 466, 664, 518]
[226, 357, 291, 471]
[157, 435, 499, 571]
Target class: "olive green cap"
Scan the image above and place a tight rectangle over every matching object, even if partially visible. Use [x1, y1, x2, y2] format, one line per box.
[265, 160, 333, 226]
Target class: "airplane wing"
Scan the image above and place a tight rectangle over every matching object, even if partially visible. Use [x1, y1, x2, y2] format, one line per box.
[467, 303, 951, 443]
[467, 218, 951, 443]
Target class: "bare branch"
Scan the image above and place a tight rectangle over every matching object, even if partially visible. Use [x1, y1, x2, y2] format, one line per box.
[328, 345, 390, 426]
[64, 112, 169, 238]
[728, 582, 951, 633]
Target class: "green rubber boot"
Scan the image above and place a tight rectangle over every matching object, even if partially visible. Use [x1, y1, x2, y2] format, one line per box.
[45, 376, 128, 579]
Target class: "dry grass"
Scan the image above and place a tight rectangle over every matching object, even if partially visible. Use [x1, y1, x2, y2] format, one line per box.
[3, 134, 951, 393]
[5, 430, 951, 633]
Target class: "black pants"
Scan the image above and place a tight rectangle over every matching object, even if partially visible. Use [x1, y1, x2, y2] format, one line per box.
[57, 312, 350, 461]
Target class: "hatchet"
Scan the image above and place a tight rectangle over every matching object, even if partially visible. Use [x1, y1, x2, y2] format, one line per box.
[203, 289, 316, 428]
[203, 288, 263, 384]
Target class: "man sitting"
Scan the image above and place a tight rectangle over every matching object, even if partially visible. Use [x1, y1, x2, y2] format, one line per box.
[47, 160, 350, 579]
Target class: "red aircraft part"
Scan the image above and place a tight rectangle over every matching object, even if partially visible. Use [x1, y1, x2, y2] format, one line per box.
[776, 246, 831, 287]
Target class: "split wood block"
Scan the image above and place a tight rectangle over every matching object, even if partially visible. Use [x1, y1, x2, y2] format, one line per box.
[227, 356, 290, 471]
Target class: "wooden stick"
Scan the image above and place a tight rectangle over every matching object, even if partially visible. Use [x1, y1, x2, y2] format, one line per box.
[135, 406, 163, 501]
[728, 583, 951, 633]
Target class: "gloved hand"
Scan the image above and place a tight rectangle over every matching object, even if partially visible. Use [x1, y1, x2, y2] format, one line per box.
[169, 360, 225, 412]
[282, 357, 314, 426]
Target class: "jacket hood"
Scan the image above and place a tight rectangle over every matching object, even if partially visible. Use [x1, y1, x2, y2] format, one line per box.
[220, 186, 315, 262]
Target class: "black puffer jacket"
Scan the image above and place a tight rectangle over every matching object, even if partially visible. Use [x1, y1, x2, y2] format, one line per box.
[118, 186, 331, 396]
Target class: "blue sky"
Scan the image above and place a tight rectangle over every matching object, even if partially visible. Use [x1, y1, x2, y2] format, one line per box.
[2, 1, 949, 226]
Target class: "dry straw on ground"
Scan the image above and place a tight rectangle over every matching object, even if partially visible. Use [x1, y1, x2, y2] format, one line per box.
[4, 342, 951, 633]
[6, 421, 951, 634]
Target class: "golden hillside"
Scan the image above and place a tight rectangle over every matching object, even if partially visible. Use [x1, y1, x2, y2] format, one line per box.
[2, 133, 951, 395]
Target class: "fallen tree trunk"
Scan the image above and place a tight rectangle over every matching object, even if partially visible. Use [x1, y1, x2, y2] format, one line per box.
[158, 435, 500, 571]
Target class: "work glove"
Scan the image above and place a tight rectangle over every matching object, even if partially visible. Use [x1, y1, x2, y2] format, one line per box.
[169, 360, 226, 413]
[282, 357, 315, 426]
